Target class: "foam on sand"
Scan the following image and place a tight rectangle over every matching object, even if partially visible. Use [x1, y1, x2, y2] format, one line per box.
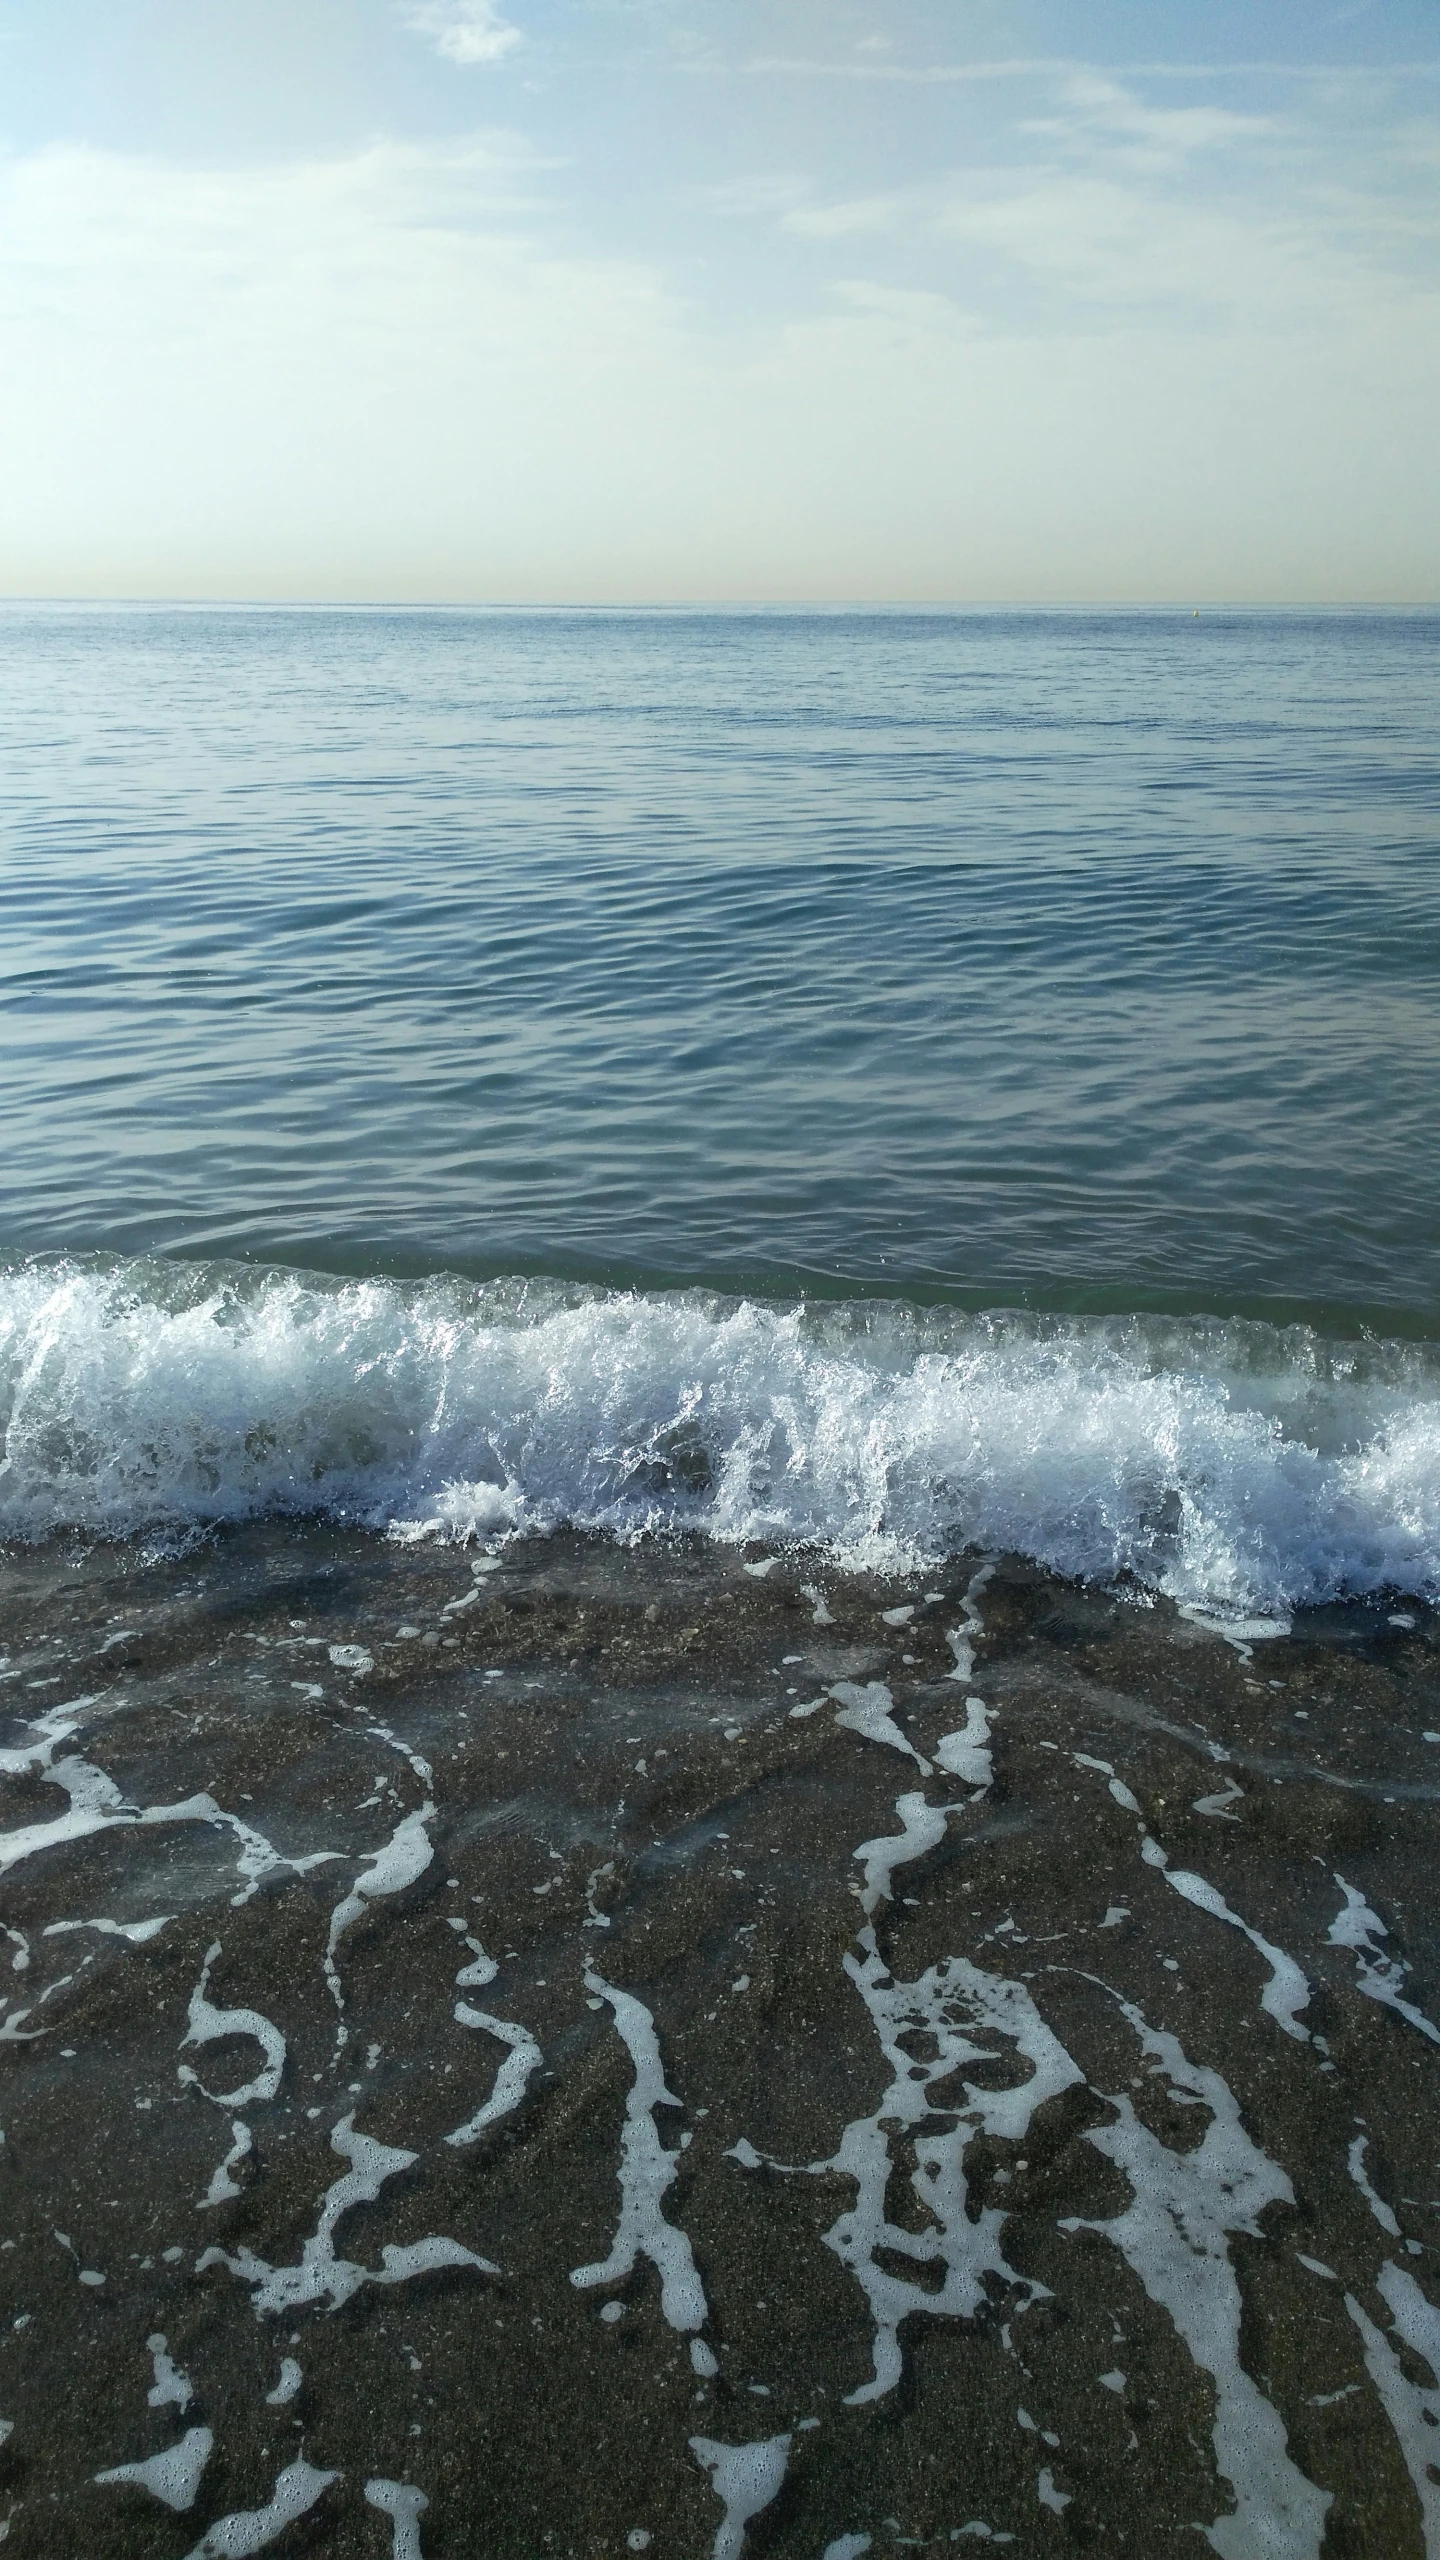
[178, 1942, 286, 2107]
[364, 2478, 429, 2560]
[829, 1681, 931, 1774]
[731, 1728, 1082, 2407]
[810, 1947, 1081, 2405]
[1327, 1878, 1440, 2047]
[181, 2459, 339, 2557]
[688, 2434, 791, 2560]
[1063, 1986, 1331, 2560]
[198, 2112, 495, 2315]
[570, 1970, 711, 2345]
[445, 1929, 543, 2152]
[323, 1805, 435, 2041]
[96, 2428, 214, 2514]
[1345, 2266, 1440, 2555]
[0, 1698, 336, 1902]
[1072, 1755, 1312, 2042]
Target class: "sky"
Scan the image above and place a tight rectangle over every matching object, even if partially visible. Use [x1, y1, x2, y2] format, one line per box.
[0, 0, 1437, 602]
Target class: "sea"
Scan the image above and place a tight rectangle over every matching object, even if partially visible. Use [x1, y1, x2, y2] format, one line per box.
[4, 602, 1440, 2559]
[2, 600, 1438, 1617]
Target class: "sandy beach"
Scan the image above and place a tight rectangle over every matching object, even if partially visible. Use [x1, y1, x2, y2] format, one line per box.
[2, 1525, 1437, 2555]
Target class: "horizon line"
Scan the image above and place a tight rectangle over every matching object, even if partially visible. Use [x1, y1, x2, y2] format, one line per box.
[2, 594, 1436, 615]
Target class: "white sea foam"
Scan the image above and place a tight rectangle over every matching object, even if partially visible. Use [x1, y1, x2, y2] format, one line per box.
[569, 1970, 710, 2340]
[2, 1264, 1438, 1614]
[934, 1698, 993, 1793]
[688, 2434, 790, 2560]
[96, 2426, 214, 2514]
[0, 1703, 335, 1902]
[945, 1561, 995, 1683]
[1327, 1878, 1440, 2047]
[1065, 1986, 1331, 2559]
[364, 2479, 429, 2560]
[182, 2458, 339, 2557]
[1071, 1755, 1312, 2042]
[853, 1794, 953, 1920]
[199, 2120, 253, 2210]
[1192, 1778, 1245, 1822]
[445, 1998, 542, 2149]
[198, 2111, 495, 2314]
[1138, 1839, 1311, 2043]
[146, 2334, 193, 2413]
[1346, 2135, 1403, 2240]
[178, 1943, 286, 2108]
[829, 1681, 931, 1775]
[324, 1805, 435, 2039]
[1346, 2266, 1440, 2554]
[801, 1947, 1081, 2405]
[731, 1770, 1082, 2407]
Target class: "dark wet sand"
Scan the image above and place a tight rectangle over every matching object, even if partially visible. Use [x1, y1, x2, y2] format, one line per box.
[1, 1524, 1438, 2557]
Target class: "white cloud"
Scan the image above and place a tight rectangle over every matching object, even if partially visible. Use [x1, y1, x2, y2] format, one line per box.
[743, 54, 1077, 87]
[828, 278, 973, 332]
[706, 173, 810, 219]
[1020, 71, 1279, 169]
[734, 64, 1438, 336]
[784, 189, 901, 239]
[0, 130, 1434, 601]
[403, 2, 521, 67]
[742, 52, 1440, 87]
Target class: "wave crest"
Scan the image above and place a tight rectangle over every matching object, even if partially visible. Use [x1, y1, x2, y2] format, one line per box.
[2, 1258, 1438, 1617]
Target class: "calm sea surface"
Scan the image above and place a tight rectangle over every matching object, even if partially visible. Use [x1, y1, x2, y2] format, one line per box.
[2, 603, 1435, 1323]
[1, 603, 1437, 1603]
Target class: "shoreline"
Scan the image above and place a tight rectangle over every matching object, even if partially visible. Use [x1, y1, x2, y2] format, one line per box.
[2, 1521, 1439, 2554]
[5, 1257, 1440, 1619]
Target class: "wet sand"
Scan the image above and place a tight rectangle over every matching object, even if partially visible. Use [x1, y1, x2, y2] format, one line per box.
[1, 1523, 1438, 2557]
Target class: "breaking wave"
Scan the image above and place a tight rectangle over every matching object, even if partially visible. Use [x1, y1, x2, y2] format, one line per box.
[2, 1257, 1438, 1618]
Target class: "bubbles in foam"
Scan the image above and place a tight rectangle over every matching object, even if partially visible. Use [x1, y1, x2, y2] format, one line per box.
[2, 1256, 1438, 1616]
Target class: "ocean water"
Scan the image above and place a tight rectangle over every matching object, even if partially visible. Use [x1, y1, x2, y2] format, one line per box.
[6, 609, 1440, 2560]
[2, 601, 1437, 1609]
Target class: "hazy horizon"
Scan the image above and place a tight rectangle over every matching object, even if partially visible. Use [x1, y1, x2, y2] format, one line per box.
[5, 598, 1437, 614]
[2, 0, 1437, 604]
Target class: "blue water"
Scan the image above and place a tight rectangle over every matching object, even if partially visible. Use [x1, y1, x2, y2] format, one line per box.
[2, 602, 1438, 1602]
[3, 603, 1436, 1320]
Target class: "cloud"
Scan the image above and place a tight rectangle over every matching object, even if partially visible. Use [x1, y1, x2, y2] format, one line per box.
[740, 51, 1440, 89]
[932, 174, 1316, 320]
[743, 54, 1077, 86]
[1018, 71, 1279, 171]
[784, 190, 901, 239]
[772, 157, 1435, 334]
[706, 174, 810, 219]
[828, 278, 973, 332]
[0, 130, 1434, 601]
[722, 62, 1438, 335]
[403, 2, 521, 67]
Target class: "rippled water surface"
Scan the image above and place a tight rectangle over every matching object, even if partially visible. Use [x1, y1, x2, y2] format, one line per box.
[3, 604, 1438, 1595]
[3, 603, 1436, 1323]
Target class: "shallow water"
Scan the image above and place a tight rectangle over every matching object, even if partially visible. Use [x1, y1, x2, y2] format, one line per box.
[1, 1525, 1438, 2556]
